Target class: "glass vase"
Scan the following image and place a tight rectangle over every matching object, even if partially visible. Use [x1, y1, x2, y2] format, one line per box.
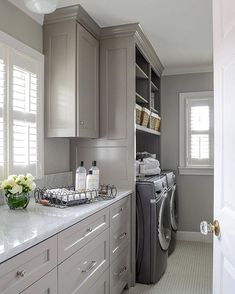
[5, 193, 30, 209]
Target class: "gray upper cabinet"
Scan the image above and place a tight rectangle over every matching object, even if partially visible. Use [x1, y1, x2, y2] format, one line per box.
[44, 8, 99, 138]
[77, 24, 99, 138]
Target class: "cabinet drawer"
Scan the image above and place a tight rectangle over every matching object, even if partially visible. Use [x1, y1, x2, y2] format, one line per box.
[21, 268, 57, 294]
[110, 196, 131, 262]
[58, 229, 109, 294]
[110, 247, 130, 294]
[0, 236, 57, 294]
[58, 207, 109, 263]
[79, 270, 109, 294]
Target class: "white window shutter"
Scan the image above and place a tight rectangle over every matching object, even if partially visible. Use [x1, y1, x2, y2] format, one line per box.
[0, 45, 6, 179]
[187, 98, 213, 167]
[8, 49, 43, 178]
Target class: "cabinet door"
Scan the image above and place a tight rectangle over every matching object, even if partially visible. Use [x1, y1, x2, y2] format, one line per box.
[44, 20, 76, 137]
[77, 24, 99, 138]
[21, 269, 57, 294]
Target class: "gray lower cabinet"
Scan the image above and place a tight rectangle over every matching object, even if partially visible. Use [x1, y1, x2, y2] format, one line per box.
[110, 246, 130, 294]
[58, 229, 109, 294]
[21, 269, 57, 294]
[0, 236, 57, 294]
[0, 194, 131, 294]
[44, 18, 99, 138]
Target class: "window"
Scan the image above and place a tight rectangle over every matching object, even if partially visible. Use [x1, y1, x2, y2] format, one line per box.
[179, 91, 213, 175]
[0, 31, 44, 179]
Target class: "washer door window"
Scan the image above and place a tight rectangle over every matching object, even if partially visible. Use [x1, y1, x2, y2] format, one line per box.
[170, 184, 178, 231]
[158, 189, 171, 251]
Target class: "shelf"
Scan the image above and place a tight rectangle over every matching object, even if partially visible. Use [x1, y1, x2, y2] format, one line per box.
[136, 124, 160, 136]
[136, 92, 148, 104]
[136, 64, 148, 79]
[151, 81, 159, 91]
[150, 107, 159, 114]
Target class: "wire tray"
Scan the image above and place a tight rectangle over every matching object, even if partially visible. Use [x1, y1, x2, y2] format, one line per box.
[34, 184, 117, 209]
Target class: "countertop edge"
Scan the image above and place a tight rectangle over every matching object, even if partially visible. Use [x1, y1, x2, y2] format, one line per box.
[0, 189, 133, 264]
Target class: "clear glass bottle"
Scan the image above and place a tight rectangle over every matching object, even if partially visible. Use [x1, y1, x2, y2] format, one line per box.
[75, 161, 87, 191]
[89, 161, 100, 188]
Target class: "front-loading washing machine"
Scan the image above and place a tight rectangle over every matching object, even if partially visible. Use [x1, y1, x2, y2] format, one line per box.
[136, 175, 171, 284]
[163, 171, 178, 255]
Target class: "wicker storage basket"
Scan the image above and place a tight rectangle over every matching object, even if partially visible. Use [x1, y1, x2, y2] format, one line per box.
[136, 104, 142, 125]
[150, 112, 158, 130]
[155, 114, 161, 132]
[141, 107, 151, 127]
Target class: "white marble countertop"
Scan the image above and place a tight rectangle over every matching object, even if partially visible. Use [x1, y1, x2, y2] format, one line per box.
[0, 189, 132, 264]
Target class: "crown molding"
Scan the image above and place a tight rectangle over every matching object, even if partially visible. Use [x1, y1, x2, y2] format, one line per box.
[43, 5, 101, 38]
[162, 64, 213, 76]
[101, 23, 164, 75]
[8, 0, 44, 25]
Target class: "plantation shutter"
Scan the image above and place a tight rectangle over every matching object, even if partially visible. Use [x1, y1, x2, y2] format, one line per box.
[0, 45, 6, 179]
[8, 49, 43, 177]
[186, 98, 213, 166]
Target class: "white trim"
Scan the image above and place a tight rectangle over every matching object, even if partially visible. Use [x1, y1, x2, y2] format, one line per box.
[179, 91, 214, 176]
[178, 166, 214, 176]
[0, 30, 44, 61]
[0, 30, 44, 179]
[162, 64, 213, 76]
[8, 0, 44, 25]
[177, 231, 213, 243]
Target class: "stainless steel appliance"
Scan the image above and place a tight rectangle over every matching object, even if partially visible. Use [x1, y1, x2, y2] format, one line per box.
[136, 175, 171, 284]
[163, 171, 178, 255]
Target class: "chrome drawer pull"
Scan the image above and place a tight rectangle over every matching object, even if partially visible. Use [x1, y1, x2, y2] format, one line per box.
[17, 270, 26, 278]
[118, 232, 127, 240]
[82, 261, 97, 273]
[86, 227, 93, 233]
[112, 207, 124, 219]
[114, 265, 127, 277]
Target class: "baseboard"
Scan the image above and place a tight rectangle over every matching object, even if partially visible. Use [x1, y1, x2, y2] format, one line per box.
[177, 231, 213, 243]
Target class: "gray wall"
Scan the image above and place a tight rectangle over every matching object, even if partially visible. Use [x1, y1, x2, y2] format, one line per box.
[0, 0, 70, 175]
[161, 72, 214, 232]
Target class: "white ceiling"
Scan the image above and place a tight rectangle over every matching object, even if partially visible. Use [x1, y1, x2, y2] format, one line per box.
[9, 0, 213, 74]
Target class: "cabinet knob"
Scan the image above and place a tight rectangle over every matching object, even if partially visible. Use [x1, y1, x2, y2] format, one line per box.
[86, 227, 93, 233]
[17, 270, 26, 278]
[80, 121, 85, 125]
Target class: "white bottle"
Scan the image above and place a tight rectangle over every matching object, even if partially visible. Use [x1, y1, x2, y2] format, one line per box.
[86, 170, 99, 199]
[89, 161, 100, 188]
[75, 161, 87, 191]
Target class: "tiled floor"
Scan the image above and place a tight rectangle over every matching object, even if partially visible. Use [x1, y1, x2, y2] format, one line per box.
[126, 241, 213, 294]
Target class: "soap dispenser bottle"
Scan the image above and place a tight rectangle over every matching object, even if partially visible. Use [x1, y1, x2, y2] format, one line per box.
[75, 161, 87, 191]
[89, 161, 100, 188]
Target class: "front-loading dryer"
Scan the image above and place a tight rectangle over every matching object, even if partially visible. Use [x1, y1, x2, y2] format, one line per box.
[163, 171, 178, 255]
[136, 175, 171, 284]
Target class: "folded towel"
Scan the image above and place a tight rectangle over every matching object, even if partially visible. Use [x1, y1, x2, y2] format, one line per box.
[144, 167, 161, 176]
[143, 157, 160, 169]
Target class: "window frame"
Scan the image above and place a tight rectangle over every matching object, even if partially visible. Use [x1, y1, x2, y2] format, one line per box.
[0, 30, 44, 179]
[179, 91, 214, 176]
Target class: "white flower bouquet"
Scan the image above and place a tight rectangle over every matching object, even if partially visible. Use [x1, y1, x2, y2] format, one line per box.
[1, 174, 36, 209]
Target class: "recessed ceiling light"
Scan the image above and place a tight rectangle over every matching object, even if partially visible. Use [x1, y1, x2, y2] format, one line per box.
[24, 0, 58, 14]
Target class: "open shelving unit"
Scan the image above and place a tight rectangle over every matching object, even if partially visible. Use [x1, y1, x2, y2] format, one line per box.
[135, 46, 161, 159]
[136, 124, 160, 136]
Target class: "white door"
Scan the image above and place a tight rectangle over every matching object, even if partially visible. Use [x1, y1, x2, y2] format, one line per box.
[213, 0, 235, 293]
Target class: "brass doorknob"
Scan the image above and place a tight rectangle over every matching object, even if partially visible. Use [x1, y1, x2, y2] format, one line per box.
[200, 220, 220, 237]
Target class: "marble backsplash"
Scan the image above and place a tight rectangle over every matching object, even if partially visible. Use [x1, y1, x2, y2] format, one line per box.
[0, 171, 73, 205]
